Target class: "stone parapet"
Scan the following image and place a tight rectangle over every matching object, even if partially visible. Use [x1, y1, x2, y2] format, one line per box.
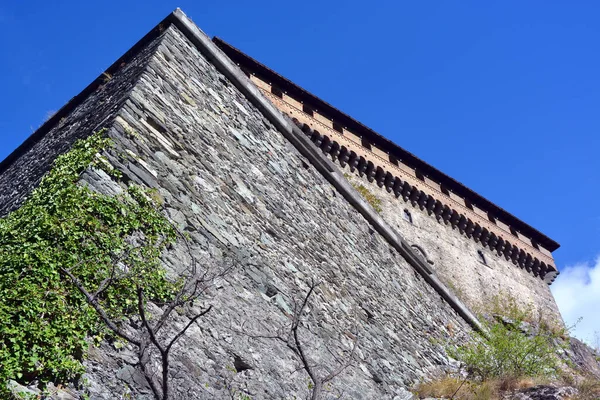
[253, 85, 557, 284]
[216, 36, 559, 256]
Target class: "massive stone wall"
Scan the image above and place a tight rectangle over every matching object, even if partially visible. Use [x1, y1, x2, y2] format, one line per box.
[0, 23, 476, 399]
[215, 42, 564, 326]
[343, 171, 563, 324]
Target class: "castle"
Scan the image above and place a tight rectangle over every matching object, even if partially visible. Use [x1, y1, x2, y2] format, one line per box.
[213, 38, 562, 322]
[0, 9, 564, 398]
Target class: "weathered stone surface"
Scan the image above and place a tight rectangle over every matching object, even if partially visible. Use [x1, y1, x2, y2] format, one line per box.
[566, 338, 600, 379]
[0, 24, 477, 399]
[507, 385, 578, 400]
[343, 172, 562, 324]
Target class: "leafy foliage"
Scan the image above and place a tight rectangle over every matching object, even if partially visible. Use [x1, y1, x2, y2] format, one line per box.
[0, 132, 176, 395]
[453, 295, 562, 380]
[454, 321, 560, 380]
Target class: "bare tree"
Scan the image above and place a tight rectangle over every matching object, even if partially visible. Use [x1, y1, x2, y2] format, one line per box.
[238, 280, 358, 400]
[61, 229, 231, 400]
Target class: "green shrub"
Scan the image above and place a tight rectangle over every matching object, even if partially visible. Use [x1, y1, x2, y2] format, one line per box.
[452, 294, 562, 381]
[454, 320, 559, 380]
[0, 132, 176, 395]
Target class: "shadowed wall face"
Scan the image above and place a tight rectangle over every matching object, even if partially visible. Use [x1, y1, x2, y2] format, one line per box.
[0, 24, 473, 399]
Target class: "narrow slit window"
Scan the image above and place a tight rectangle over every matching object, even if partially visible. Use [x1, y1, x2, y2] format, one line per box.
[477, 250, 487, 265]
[403, 209, 413, 224]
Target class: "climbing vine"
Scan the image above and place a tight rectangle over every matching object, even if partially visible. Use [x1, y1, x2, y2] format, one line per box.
[0, 131, 177, 396]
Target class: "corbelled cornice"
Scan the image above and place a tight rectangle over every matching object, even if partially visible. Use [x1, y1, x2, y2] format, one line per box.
[248, 78, 558, 285]
[213, 37, 560, 259]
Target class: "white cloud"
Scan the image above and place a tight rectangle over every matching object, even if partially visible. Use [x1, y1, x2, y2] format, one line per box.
[551, 256, 600, 346]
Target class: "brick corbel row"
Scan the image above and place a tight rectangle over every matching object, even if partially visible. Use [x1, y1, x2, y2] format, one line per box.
[292, 118, 559, 285]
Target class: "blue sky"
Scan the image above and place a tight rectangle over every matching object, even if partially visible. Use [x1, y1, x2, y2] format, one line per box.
[0, 1, 598, 340]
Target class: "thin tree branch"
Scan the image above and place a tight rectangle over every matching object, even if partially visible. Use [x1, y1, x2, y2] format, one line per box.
[166, 305, 212, 352]
[139, 337, 162, 400]
[137, 287, 165, 354]
[60, 267, 140, 346]
[322, 335, 358, 383]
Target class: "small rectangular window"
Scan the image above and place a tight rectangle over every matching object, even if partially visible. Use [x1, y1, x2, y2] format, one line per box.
[389, 155, 399, 166]
[441, 185, 450, 196]
[510, 227, 519, 237]
[403, 209, 413, 224]
[361, 138, 372, 150]
[488, 213, 496, 224]
[302, 103, 314, 116]
[271, 86, 283, 98]
[332, 122, 343, 133]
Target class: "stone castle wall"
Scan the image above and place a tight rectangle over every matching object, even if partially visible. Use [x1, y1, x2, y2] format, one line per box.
[342, 171, 562, 323]
[244, 75, 558, 278]
[0, 23, 476, 399]
[242, 65, 563, 326]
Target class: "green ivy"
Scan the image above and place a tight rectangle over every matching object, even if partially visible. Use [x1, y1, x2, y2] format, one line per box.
[0, 131, 177, 395]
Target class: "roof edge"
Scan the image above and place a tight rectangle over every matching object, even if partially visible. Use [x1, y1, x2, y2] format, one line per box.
[212, 36, 560, 253]
[0, 11, 179, 177]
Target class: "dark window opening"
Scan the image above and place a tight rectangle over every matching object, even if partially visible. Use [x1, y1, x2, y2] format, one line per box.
[415, 170, 425, 181]
[403, 209, 413, 224]
[488, 213, 496, 224]
[302, 103, 314, 116]
[333, 121, 343, 133]
[532, 241, 540, 250]
[441, 185, 450, 196]
[510, 227, 519, 237]
[389, 155, 399, 166]
[477, 250, 487, 265]
[271, 86, 283, 98]
[361, 138, 372, 150]
[464, 198, 474, 210]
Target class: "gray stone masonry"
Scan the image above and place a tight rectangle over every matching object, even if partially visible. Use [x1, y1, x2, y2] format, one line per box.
[342, 171, 563, 324]
[76, 25, 472, 399]
[0, 22, 480, 398]
[0, 29, 168, 217]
